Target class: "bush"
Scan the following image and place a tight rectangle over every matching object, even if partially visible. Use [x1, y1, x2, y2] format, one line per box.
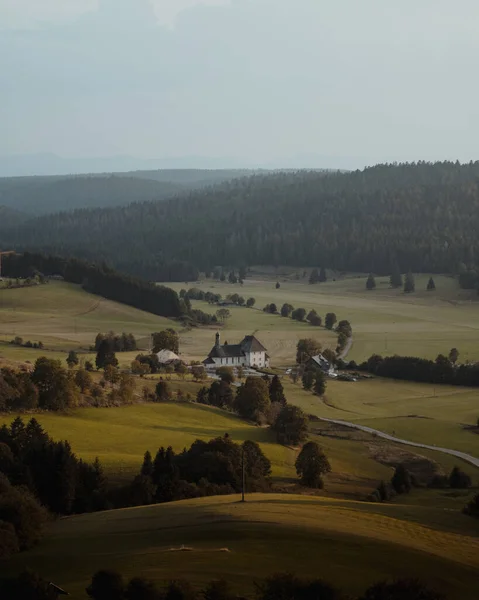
[449, 466, 472, 489]
[463, 493, 479, 518]
[359, 578, 445, 600]
[391, 464, 412, 494]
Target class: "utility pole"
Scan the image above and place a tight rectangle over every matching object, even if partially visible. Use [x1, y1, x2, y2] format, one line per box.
[241, 446, 246, 502]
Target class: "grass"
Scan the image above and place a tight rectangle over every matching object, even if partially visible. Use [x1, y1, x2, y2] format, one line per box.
[4, 494, 479, 599]
[283, 378, 479, 461]
[0, 403, 295, 482]
[0, 281, 172, 357]
[166, 272, 479, 364]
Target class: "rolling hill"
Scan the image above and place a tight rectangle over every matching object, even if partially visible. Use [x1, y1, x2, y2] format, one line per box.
[0, 169, 260, 216]
[1, 161, 479, 279]
[4, 494, 479, 599]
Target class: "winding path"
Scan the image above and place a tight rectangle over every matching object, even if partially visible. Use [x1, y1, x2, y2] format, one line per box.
[337, 335, 353, 360]
[318, 417, 479, 469]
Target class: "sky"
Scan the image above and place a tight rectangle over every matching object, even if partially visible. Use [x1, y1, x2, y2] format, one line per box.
[2, 0, 479, 172]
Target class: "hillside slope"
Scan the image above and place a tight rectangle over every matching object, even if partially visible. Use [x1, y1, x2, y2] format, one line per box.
[0, 175, 187, 215]
[2, 161, 479, 278]
[4, 494, 479, 599]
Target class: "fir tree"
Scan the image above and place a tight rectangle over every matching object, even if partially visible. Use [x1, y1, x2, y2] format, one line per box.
[141, 450, 154, 477]
[319, 267, 327, 282]
[390, 266, 403, 288]
[366, 273, 376, 290]
[404, 271, 415, 293]
[427, 276, 436, 291]
[309, 268, 320, 284]
[269, 375, 286, 405]
[313, 371, 326, 396]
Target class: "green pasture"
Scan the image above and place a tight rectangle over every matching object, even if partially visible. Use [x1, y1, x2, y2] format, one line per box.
[166, 273, 479, 364]
[0, 281, 171, 357]
[285, 377, 479, 460]
[0, 403, 295, 482]
[4, 494, 479, 600]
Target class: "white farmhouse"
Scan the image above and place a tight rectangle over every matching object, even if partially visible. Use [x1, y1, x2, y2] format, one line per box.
[203, 332, 270, 369]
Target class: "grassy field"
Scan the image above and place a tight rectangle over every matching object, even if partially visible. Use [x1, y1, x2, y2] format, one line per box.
[4, 494, 479, 600]
[166, 272, 479, 365]
[0, 403, 295, 482]
[0, 281, 171, 357]
[0, 401, 400, 495]
[284, 378, 479, 460]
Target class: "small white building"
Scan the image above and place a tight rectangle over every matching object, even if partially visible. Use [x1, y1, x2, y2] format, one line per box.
[156, 349, 181, 365]
[203, 332, 270, 369]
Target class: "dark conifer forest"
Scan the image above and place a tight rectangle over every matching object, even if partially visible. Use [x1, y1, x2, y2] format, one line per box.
[1, 162, 479, 282]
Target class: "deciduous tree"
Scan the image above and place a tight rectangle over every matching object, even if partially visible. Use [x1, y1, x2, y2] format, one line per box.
[325, 312, 337, 329]
[295, 441, 331, 488]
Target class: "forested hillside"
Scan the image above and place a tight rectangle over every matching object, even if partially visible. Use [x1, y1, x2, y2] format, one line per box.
[0, 169, 260, 215]
[0, 206, 27, 229]
[2, 162, 479, 281]
[0, 175, 184, 215]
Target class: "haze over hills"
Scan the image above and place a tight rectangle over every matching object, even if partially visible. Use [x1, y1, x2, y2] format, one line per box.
[2, 161, 479, 281]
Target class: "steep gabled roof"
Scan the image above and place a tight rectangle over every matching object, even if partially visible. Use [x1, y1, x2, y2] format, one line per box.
[208, 344, 245, 359]
[240, 335, 267, 353]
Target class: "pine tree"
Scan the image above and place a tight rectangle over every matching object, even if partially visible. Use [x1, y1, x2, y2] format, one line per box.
[141, 450, 154, 477]
[390, 265, 403, 288]
[313, 371, 326, 396]
[366, 273, 376, 290]
[427, 276, 436, 291]
[309, 268, 319, 284]
[302, 370, 314, 391]
[404, 271, 415, 293]
[269, 375, 286, 405]
[319, 267, 327, 282]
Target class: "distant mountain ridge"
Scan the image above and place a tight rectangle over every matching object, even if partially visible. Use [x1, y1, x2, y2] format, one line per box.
[0, 153, 263, 177]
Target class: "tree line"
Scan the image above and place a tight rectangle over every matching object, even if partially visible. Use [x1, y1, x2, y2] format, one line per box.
[2, 161, 479, 280]
[93, 332, 137, 352]
[2, 252, 183, 318]
[359, 352, 479, 387]
[0, 569, 448, 600]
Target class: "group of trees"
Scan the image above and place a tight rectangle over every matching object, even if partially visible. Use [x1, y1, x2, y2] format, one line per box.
[0, 358, 86, 412]
[10, 336, 44, 349]
[266, 300, 342, 335]
[94, 332, 137, 353]
[5, 162, 479, 280]
[0, 417, 107, 558]
[361, 350, 479, 387]
[367, 273, 436, 292]
[370, 464, 474, 504]
[1, 570, 447, 600]
[195, 373, 330, 488]
[2, 253, 183, 317]
[309, 267, 327, 284]
[116, 435, 272, 508]
[0, 352, 142, 413]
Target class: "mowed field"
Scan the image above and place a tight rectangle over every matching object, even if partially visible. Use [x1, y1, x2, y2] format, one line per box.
[284, 378, 479, 459]
[4, 494, 479, 600]
[0, 281, 173, 365]
[166, 272, 479, 365]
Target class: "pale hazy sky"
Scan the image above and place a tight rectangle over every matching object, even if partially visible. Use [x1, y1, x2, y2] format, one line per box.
[2, 0, 479, 169]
